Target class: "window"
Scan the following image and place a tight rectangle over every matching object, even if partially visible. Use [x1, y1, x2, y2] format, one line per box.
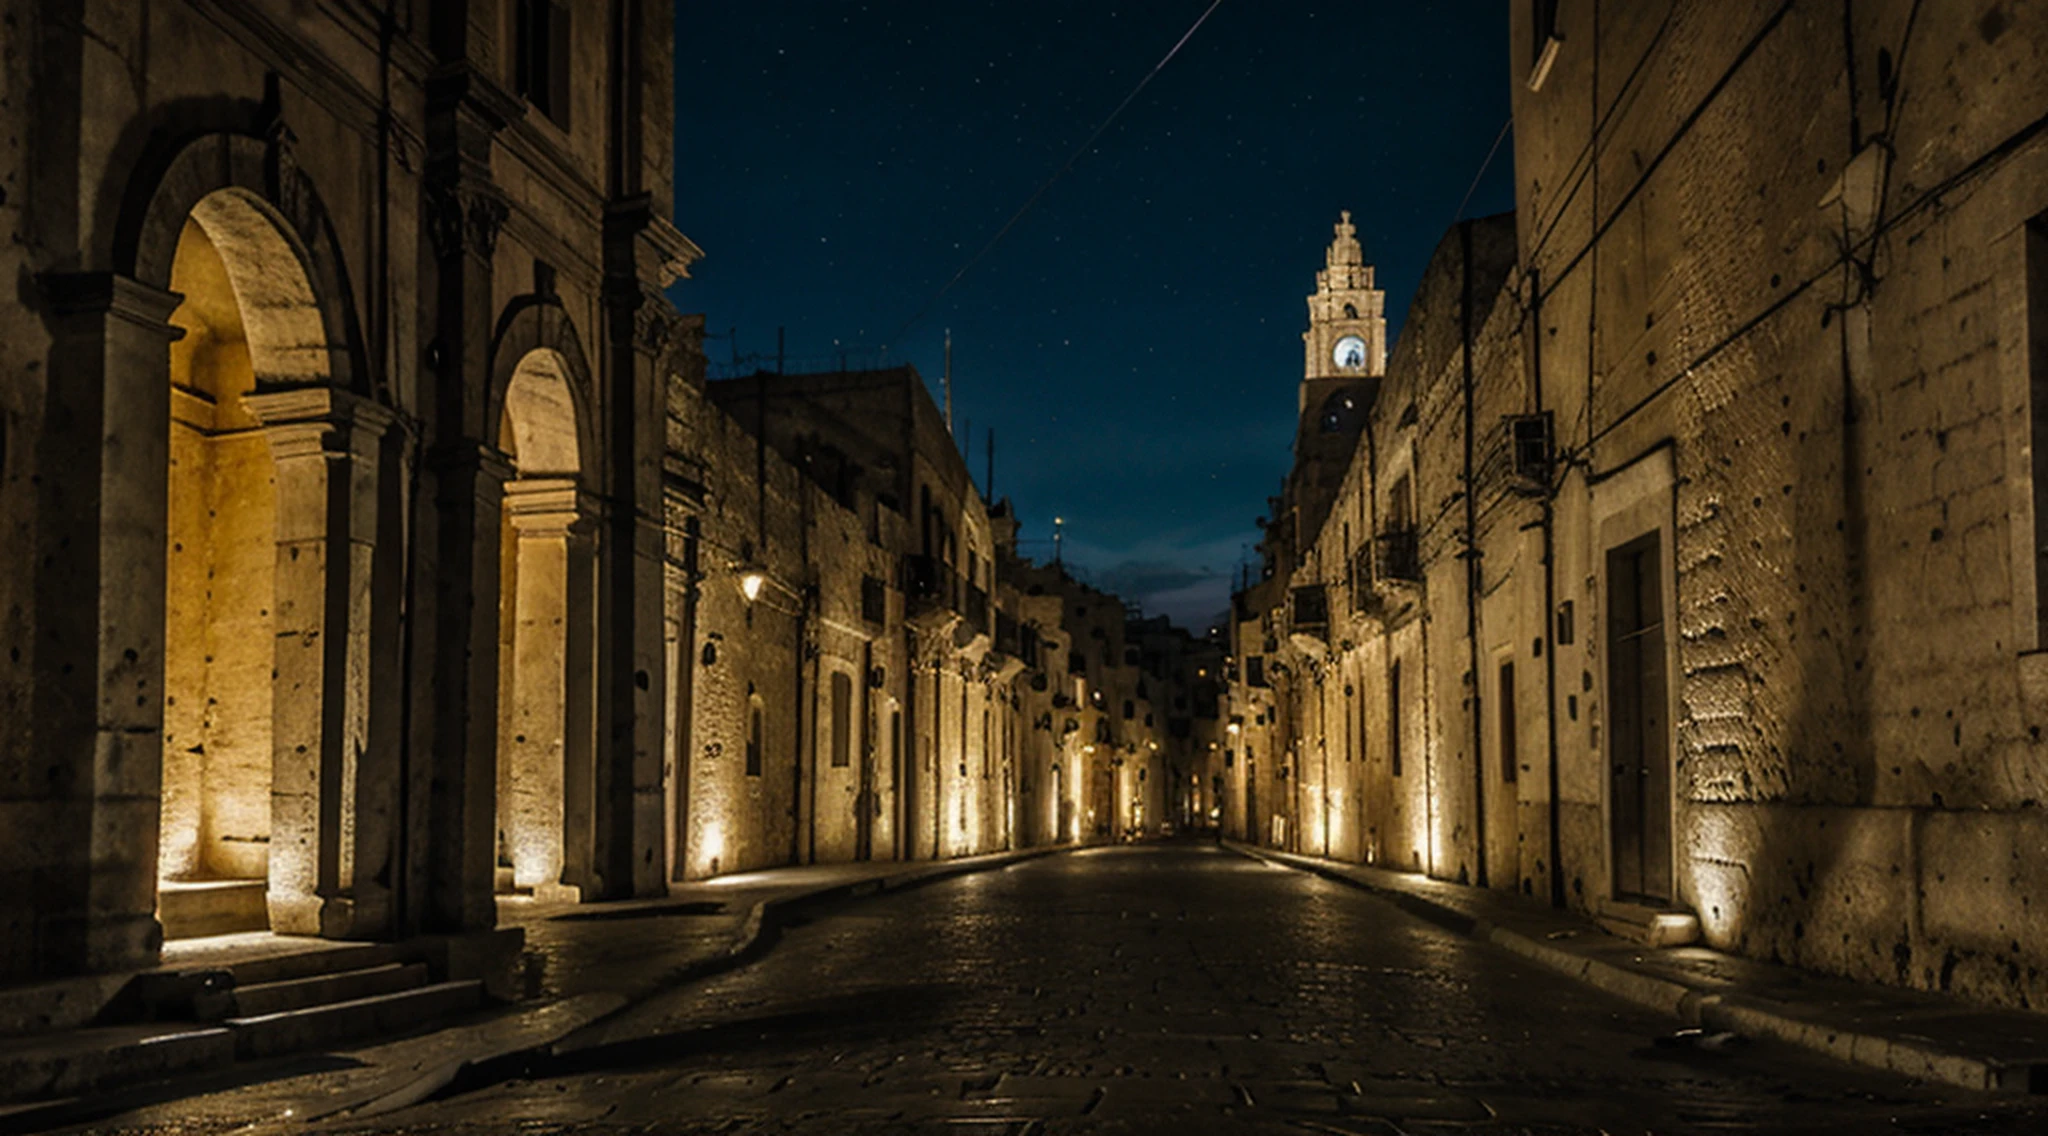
[861, 574, 887, 625]
[1122, 700, 1135, 721]
[1390, 474, 1414, 530]
[1320, 391, 1359, 433]
[1389, 660, 1403, 778]
[1245, 655, 1266, 688]
[2020, 215, 2048, 650]
[982, 710, 991, 778]
[513, 0, 571, 128]
[1499, 661, 1518, 783]
[1069, 650, 1088, 675]
[1343, 303, 1358, 319]
[746, 696, 764, 776]
[830, 672, 852, 768]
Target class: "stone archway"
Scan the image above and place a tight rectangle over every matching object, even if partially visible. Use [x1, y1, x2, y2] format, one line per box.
[156, 198, 286, 932]
[494, 347, 598, 901]
[152, 186, 395, 940]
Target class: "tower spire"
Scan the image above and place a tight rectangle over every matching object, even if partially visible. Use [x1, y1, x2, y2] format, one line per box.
[1300, 208, 1387, 408]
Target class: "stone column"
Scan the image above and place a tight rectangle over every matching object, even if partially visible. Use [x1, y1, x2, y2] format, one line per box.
[561, 493, 601, 895]
[593, 264, 681, 898]
[29, 272, 185, 975]
[416, 60, 518, 934]
[498, 479, 582, 900]
[246, 388, 398, 937]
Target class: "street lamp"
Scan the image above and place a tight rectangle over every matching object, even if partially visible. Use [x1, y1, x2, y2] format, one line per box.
[733, 561, 769, 602]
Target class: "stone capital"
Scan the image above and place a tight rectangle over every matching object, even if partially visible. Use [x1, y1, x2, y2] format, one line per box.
[36, 271, 186, 338]
[244, 386, 399, 463]
[426, 181, 510, 263]
[503, 477, 585, 537]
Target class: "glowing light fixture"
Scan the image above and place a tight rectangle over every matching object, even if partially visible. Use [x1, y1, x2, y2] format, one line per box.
[738, 566, 767, 602]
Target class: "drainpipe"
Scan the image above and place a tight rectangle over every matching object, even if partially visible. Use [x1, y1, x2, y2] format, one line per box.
[1461, 220, 1488, 890]
[1530, 267, 1566, 910]
[790, 597, 806, 866]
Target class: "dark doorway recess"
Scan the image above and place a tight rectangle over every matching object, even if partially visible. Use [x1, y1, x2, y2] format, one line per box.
[1606, 531, 1671, 903]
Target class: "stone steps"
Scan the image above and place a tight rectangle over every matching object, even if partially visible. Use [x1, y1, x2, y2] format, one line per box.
[216, 941, 406, 988]
[225, 979, 485, 1061]
[0, 938, 493, 1104]
[194, 961, 431, 1020]
[0, 1024, 234, 1102]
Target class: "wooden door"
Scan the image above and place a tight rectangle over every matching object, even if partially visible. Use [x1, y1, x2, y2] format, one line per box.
[1606, 532, 1672, 902]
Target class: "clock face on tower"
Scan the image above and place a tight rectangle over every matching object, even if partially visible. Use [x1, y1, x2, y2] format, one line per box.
[1333, 335, 1367, 370]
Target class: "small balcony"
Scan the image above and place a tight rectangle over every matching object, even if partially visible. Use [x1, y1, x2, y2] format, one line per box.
[903, 553, 962, 622]
[1289, 584, 1329, 639]
[1374, 530, 1421, 586]
[965, 583, 990, 637]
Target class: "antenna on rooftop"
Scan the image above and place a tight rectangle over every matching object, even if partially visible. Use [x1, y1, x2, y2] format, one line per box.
[943, 329, 954, 435]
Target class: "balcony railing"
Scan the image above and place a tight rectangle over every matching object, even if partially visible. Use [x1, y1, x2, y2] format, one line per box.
[965, 583, 990, 636]
[903, 553, 959, 613]
[1290, 584, 1329, 635]
[1374, 529, 1421, 585]
[903, 554, 994, 638]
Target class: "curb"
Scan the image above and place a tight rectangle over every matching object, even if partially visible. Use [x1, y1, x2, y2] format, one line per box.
[0, 847, 1071, 1133]
[1226, 842, 2043, 1094]
[514, 846, 1071, 1063]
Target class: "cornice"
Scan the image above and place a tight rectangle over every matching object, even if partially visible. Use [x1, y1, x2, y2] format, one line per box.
[188, 0, 400, 142]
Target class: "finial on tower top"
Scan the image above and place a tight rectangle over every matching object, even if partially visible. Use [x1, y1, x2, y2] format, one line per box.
[1340, 209, 1351, 224]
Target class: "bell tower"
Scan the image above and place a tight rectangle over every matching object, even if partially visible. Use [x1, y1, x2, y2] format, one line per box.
[1285, 211, 1386, 556]
[1300, 210, 1386, 412]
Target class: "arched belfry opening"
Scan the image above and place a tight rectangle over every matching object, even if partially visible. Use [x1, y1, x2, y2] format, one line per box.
[495, 348, 598, 901]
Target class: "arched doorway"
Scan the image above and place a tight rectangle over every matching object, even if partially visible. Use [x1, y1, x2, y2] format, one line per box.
[155, 186, 382, 940]
[157, 202, 281, 937]
[495, 348, 596, 901]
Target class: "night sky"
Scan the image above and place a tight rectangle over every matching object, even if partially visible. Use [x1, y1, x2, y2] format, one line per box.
[668, 2, 1515, 633]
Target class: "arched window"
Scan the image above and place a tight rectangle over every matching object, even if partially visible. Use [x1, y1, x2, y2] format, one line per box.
[1343, 303, 1358, 319]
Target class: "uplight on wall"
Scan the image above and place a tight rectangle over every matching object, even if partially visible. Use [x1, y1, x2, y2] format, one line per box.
[702, 821, 725, 875]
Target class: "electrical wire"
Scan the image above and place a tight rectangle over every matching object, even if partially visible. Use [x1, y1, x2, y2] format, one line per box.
[1448, 115, 1514, 229]
[884, 0, 1228, 352]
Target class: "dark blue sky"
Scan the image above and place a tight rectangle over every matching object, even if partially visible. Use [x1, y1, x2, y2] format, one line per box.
[669, 2, 1515, 632]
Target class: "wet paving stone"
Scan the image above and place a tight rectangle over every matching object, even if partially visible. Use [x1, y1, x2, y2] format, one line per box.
[100, 844, 2048, 1134]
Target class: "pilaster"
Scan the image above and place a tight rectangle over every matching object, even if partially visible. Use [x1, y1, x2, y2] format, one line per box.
[30, 272, 185, 976]
[245, 387, 401, 938]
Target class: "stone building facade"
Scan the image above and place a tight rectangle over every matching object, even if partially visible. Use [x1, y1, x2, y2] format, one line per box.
[1, 0, 694, 984]
[0, 0, 1205, 994]
[1231, 0, 2048, 1012]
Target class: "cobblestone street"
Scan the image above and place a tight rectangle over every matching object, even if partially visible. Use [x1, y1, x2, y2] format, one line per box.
[280, 844, 2045, 1135]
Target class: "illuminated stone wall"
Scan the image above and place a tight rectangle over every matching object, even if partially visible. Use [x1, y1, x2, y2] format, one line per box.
[0, 0, 698, 979]
[1232, 0, 2048, 1013]
[1507, 0, 2048, 1007]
